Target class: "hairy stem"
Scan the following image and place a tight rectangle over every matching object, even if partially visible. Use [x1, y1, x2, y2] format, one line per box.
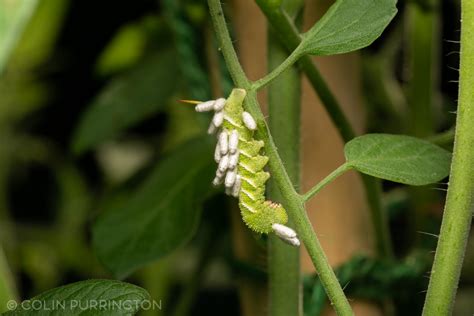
[303, 163, 351, 202]
[207, 0, 250, 89]
[427, 127, 455, 147]
[249, 91, 353, 316]
[267, 1, 303, 314]
[252, 47, 302, 91]
[255, 0, 392, 258]
[405, 0, 440, 251]
[255, 0, 355, 142]
[406, 0, 438, 138]
[422, 0, 474, 314]
[207, 1, 353, 314]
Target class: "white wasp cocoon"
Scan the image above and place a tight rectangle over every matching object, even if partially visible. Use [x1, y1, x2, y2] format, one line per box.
[218, 155, 229, 173]
[286, 236, 301, 247]
[195, 100, 215, 112]
[225, 187, 232, 196]
[225, 170, 236, 188]
[212, 176, 223, 186]
[207, 122, 217, 135]
[229, 151, 239, 169]
[232, 175, 241, 197]
[213, 98, 226, 111]
[212, 168, 224, 186]
[212, 111, 224, 127]
[218, 130, 229, 155]
[216, 168, 224, 178]
[272, 224, 300, 247]
[272, 223, 297, 239]
[214, 145, 221, 163]
[242, 111, 257, 130]
[229, 130, 239, 154]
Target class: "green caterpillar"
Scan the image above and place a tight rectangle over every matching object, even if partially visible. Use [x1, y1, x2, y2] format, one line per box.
[195, 88, 288, 234]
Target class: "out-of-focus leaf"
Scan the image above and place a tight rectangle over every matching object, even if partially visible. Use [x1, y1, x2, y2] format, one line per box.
[0, 0, 38, 74]
[7, 0, 68, 70]
[298, 0, 397, 56]
[0, 0, 68, 123]
[345, 134, 451, 185]
[4, 280, 149, 315]
[95, 21, 147, 76]
[92, 137, 215, 278]
[72, 49, 178, 154]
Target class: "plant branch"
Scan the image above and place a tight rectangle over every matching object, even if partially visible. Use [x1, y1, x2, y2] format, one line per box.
[255, 0, 356, 142]
[256, 0, 393, 258]
[267, 2, 303, 312]
[207, 1, 353, 314]
[426, 127, 455, 147]
[252, 47, 303, 91]
[207, 0, 250, 89]
[406, 0, 438, 138]
[422, 0, 474, 314]
[303, 163, 351, 202]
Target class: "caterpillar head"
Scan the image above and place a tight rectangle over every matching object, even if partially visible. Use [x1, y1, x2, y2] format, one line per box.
[241, 201, 288, 234]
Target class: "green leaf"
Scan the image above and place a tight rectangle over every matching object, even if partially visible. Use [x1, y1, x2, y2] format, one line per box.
[92, 137, 215, 278]
[4, 280, 150, 315]
[298, 0, 397, 56]
[72, 48, 178, 154]
[0, 0, 39, 74]
[345, 134, 451, 185]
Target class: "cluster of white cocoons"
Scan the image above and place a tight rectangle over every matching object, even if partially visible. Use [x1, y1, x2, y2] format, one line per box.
[195, 98, 300, 247]
[195, 98, 254, 198]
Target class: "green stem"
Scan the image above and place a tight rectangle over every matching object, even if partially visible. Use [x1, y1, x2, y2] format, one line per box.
[422, 1, 474, 314]
[252, 47, 302, 91]
[207, 0, 250, 89]
[255, 0, 356, 142]
[360, 175, 392, 258]
[303, 163, 351, 202]
[248, 92, 352, 316]
[255, 0, 392, 258]
[208, 1, 353, 314]
[406, 0, 438, 137]
[267, 2, 303, 313]
[405, 0, 440, 251]
[302, 166, 392, 259]
[302, 165, 392, 259]
[426, 127, 455, 147]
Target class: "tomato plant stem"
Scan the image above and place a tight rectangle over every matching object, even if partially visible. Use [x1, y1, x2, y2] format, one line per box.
[255, 0, 392, 258]
[267, 2, 303, 313]
[208, 0, 353, 314]
[303, 164, 351, 202]
[422, 0, 474, 313]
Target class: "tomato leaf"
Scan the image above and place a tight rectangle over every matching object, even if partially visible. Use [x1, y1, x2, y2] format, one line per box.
[298, 0, 397, 56]
[4, 280, 149, 315]
[345, 134, 451, 185]
[92, 137, 215, 278]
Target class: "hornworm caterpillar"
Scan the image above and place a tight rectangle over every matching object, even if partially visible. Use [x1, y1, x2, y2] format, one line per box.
[191, 88, 299, 245]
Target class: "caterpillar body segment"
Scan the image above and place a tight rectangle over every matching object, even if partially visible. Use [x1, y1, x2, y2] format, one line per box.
[220, 89, 287, 234]
[192, 88, 296, 242]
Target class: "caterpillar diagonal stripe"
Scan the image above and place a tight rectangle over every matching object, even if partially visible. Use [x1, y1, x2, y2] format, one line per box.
[187, 88, 299, 246]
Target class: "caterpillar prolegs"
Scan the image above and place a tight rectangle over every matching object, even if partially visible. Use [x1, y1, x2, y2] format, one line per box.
[193, 88, 300, 247]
